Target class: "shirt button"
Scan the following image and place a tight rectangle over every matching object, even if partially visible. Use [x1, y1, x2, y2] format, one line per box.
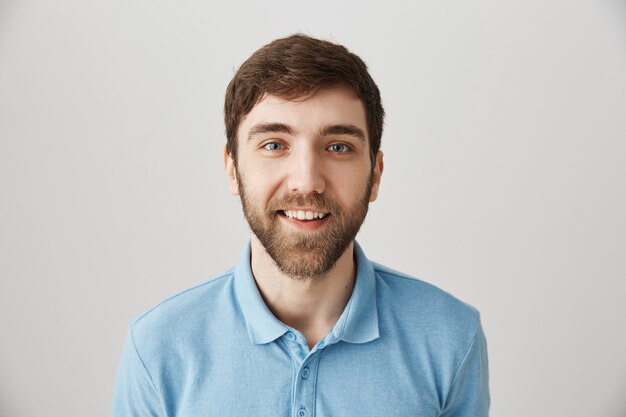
[301, 367, 310, 379]
[317, 340, 325, 349]
[286, 332, 296, 341]
[297, 408, 307, 417]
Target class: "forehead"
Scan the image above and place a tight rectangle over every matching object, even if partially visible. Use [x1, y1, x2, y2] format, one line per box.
[238, 85, 368, 136]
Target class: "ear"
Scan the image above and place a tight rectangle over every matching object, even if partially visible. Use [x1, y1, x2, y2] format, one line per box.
[369, 151, 384, 202]
[224, 147, 240, 196]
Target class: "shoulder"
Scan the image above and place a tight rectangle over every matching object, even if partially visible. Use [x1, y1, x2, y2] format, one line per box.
[370, 262, 488, 404]
[373, 262, 481, 342]
[129, 269, 236, 346]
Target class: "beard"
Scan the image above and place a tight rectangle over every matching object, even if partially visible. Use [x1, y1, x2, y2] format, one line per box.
[237, 172, 373, 279]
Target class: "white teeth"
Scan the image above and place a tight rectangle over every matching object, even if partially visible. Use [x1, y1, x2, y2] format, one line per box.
[283, 210, 328, 220]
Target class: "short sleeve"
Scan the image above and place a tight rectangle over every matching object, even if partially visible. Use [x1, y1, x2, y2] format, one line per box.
[111, 326, 164, 417]
[441, 321, 490, 417]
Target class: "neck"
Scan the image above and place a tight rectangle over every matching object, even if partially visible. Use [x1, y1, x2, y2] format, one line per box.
[249, 234, 356, 349]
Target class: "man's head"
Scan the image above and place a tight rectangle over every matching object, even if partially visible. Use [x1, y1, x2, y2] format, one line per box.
[224, 34, 384, 166]
[224, 35, 384, 279]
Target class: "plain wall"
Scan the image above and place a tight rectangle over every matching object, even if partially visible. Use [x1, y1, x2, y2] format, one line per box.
[1, 0, 625, 416]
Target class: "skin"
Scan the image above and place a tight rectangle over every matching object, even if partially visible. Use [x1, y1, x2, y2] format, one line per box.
[224, 85, 384, 349]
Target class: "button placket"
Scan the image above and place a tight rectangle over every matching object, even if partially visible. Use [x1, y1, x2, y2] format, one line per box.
[294, 353, 320, 417]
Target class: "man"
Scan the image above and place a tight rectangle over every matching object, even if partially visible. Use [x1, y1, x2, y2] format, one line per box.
[112, 34, 489, 417]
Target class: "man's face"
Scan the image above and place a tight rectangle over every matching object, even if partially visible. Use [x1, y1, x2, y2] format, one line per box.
[225, 85, 383, 279]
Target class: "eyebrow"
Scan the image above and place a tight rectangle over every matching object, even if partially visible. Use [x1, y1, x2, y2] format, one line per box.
[248, 123, 296, 141]
[247, 122, 366, 142]
[320, 124, 366, 141]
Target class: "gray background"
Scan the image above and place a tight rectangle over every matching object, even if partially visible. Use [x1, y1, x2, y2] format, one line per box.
[1, 0, 625, 416]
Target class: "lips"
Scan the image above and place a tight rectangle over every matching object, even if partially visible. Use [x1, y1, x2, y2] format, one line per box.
[281, 209, 330, 220]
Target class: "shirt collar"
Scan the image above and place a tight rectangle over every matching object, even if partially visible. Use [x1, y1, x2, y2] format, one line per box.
[329, 241, 380, 344]
[234, 240, 380, 345]
[234, 242, 289, 344]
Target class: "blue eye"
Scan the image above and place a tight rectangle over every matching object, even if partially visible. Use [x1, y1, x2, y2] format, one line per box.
[328, 143, 349, 153]
[263, 142, 283, 151]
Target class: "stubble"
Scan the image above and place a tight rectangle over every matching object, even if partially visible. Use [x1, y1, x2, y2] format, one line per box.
[237, 172, 373, 279]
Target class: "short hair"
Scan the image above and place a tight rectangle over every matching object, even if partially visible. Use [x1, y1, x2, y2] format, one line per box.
[224, 34, 384, 166]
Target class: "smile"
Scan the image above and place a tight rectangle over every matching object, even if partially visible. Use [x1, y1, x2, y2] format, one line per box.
[281, 210, 330, 221]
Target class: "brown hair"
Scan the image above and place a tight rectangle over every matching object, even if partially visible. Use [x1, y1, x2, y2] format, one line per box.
[224, 34, 384, 166]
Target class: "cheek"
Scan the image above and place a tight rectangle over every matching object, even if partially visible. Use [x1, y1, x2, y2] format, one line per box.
[333, 173, 370, 204]
[239, 171, 281, 202]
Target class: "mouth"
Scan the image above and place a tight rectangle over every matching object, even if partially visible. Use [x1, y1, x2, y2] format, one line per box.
[279, 209, 330, 221]
[276, 209, 332, 231]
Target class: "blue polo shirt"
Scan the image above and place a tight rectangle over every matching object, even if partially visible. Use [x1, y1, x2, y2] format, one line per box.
[112, 242, 489, 417]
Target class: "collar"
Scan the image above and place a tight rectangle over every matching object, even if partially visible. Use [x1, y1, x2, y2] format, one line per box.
[234, 240, 380, 346]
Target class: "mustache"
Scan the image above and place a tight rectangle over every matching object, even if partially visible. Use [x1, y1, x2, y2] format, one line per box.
[267, 193, 340, 214]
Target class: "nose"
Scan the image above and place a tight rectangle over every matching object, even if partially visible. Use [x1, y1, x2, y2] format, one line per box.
[286, 148, 325, 194]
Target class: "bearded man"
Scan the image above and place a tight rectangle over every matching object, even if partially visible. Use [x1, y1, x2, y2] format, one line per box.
[112, 34, 490, 417]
